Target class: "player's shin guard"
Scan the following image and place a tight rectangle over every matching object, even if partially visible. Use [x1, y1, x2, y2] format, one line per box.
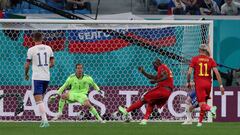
[126, 100, 144, 112]
[90, 106, 102, 121]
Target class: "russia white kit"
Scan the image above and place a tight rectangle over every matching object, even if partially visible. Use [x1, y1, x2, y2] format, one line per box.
[27, 44, 54, 81]
[26, 44, 54, 95]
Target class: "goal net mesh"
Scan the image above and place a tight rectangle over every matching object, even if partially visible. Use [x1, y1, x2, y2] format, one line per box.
[0, 20, 211, 122]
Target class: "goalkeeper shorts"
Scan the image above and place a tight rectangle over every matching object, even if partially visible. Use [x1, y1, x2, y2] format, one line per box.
[67, 92, 88, 105]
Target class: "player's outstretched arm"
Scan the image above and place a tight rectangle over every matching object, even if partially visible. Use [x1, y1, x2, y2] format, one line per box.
[213, 67, 225, 95]
[57, 77, 71, 95]
[138, 66, 157, 80]
[50, 82, 69, 103]
[93, 83, 101, 92]
[89, 77, 103, 94]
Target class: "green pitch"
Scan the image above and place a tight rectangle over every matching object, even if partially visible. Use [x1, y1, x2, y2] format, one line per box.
[0, 122, 239, 135]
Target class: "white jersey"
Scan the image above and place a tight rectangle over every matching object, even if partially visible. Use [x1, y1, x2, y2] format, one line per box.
[27, 44, 54, 81]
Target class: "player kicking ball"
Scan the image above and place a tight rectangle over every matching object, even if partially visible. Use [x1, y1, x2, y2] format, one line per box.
[119, 58, 174, 125]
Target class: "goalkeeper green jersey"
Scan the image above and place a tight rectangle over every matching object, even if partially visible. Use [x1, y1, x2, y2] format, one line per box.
[57, 74, 100, 95]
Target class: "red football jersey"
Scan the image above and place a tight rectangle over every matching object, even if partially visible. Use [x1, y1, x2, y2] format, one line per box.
[190, 55, 217, 82]
[157, 64, 174, 89]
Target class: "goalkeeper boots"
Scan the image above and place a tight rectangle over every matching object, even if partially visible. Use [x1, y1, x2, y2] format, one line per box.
[139, 119, 147, 125]
[118, 106, 128, 116]
[118, 106, 131, 122]
[52, 113, 62, 121]
[210, 106, 217, 119]
[99, 120, 106, 124]
[40, 121, 49, 128]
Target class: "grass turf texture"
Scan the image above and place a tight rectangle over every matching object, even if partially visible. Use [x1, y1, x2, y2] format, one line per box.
[0, 122, 239, 135]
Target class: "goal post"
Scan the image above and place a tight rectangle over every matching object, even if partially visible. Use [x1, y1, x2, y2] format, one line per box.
[0, 19, 213, 122]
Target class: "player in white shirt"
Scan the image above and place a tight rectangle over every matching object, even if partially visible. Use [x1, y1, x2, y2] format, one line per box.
[25, 32, 54, 128]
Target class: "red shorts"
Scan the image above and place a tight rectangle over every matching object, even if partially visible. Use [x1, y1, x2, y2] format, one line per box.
[195, 80, 212, 103]
[143, 87, 171, 108]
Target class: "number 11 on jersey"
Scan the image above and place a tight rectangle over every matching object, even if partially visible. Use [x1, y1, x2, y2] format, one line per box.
[198, 63, 209, 77]
[37, 52, 48, 67]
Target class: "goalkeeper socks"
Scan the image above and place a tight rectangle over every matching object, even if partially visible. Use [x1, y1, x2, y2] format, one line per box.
[37, 101, 48, 122]
[127, 100, 144, 112]
[58, 99, 65, 114]
[90, 106, 102, 121]
[144, 104, 153, 120]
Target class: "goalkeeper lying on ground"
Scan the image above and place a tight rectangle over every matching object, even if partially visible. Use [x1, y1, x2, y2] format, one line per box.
[50, 63, 105, 123]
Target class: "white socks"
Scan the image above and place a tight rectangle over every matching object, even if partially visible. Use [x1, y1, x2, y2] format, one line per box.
[185, 104, 192, 121]
[37, 101, 48, 122]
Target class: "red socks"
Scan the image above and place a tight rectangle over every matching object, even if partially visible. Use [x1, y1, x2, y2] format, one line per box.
[199, 104, 211, 123]
[144, 104, 154, 120]
[127, 100, 144, 112]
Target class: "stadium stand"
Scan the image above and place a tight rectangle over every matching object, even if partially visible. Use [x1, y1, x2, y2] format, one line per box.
[2, 0, 91, 14]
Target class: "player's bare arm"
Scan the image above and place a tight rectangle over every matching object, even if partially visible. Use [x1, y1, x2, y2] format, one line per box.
[186, 67, 193, 88]
[49, 57, 55, 68]
[138, 66, 157, 80]
[24, 61, 31, 81]
[150, 70, 168, 84]
[213, 67, 225, 95]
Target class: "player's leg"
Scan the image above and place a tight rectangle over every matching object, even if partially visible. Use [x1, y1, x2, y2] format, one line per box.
[182, 96, 194, 125]
[205, 87, 217, 118]
[33, 80, 49, 128]
[197, 102, 210, 127]
[199, 99, 217, 122]
[52, 94, 67, 120]
[196, 82, 213, 127]
[84, 100, 105, 123]
[118, 91, 146, 116]
[196, 87, 205, 127]
[119, 100, 145, 115]
[73, 93, 105, 123]
[139, 87, 171, 125]
[139, 103, 154, 125]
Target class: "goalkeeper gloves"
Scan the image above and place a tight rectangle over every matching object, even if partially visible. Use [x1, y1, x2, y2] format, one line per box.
[49, 94, 59, 103]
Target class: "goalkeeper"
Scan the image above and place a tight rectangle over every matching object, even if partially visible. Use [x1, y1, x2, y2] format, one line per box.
[50, 63, 105, 123]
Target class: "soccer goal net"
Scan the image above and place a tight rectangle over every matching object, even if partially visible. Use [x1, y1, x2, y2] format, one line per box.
[0, 19, 213, 122]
